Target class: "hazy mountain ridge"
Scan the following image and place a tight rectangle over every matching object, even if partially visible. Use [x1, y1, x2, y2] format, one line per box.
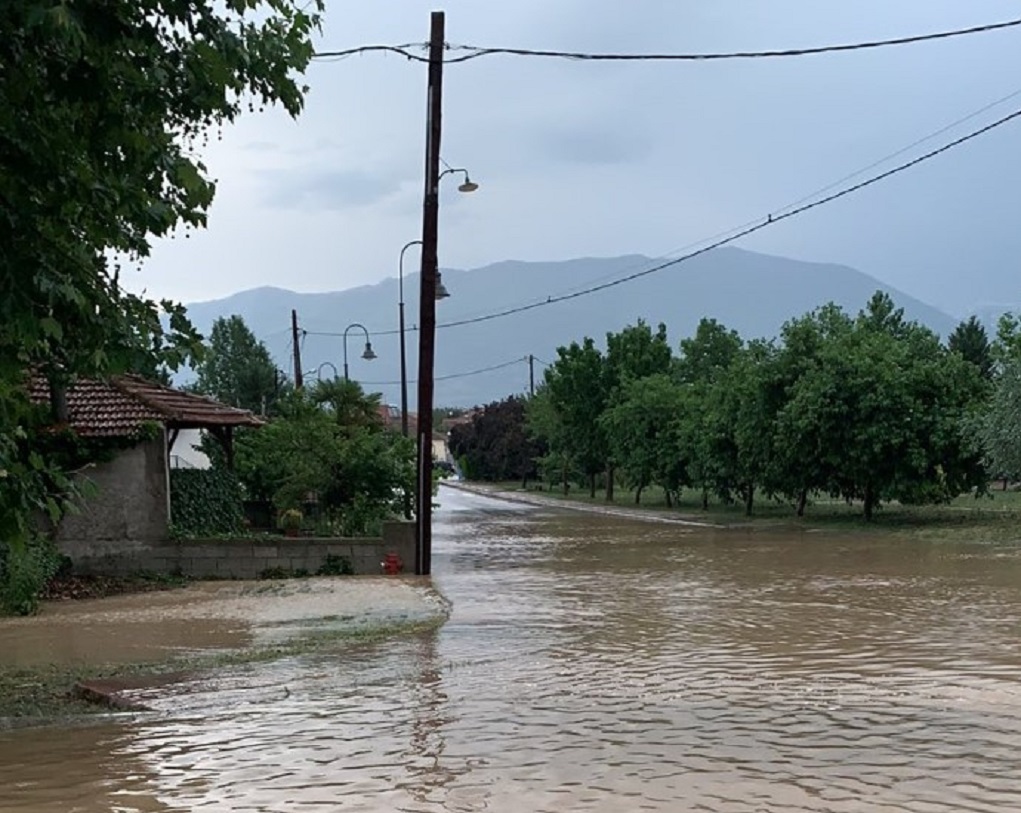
[182, 247, 959, 407]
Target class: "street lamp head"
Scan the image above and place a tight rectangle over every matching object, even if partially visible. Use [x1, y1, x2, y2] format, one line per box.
[457, 175, 478, 193]
[361, 341, 377, 361]
[435, 272, 451, 300]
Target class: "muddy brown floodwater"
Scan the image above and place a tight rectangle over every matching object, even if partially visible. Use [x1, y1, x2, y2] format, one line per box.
[3, 487, 1021, 812]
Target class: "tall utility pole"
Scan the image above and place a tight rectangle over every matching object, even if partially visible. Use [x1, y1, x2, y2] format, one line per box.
[291, 309, 304, 390]
[528, 354, 535, 397]
[415, 11, 445, 577]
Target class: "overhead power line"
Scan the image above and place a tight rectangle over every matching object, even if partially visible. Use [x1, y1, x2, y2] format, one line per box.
[298, 98, 1021, 341]
[314, 17, 1021, 64]
[359, 356, 527, 387]
[425, 106, 1021, 331]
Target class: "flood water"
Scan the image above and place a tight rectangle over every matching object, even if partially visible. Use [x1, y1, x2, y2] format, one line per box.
[3, 487, 1021, 811]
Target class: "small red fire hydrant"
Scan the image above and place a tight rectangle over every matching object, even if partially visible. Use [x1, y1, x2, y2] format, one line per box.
[381, 552, 403, 575]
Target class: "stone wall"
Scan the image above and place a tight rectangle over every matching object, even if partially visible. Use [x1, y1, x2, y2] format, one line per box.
[70, 521, 418, 579]
[54, 433, 170, 561]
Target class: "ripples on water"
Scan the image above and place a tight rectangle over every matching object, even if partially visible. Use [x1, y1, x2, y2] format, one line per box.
[3, 488, 1021, 812]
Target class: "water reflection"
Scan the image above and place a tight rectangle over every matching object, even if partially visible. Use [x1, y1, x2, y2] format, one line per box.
[2, 487, 1021, 811]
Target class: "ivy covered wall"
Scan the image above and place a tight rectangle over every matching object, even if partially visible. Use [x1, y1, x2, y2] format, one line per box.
[170, 468, 244, 537]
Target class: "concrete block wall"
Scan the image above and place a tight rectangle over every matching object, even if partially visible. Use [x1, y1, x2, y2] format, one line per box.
[70, 521, 418, 579]
[54, 434, 170, 561]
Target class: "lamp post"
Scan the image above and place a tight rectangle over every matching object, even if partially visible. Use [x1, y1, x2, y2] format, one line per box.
[313, 361, 338, 381]
[398, 170, 475, 440]
[398, 240, 422, 438]
[342, 323, 376, 381]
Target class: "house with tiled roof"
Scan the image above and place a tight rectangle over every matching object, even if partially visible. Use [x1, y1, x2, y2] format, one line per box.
[29, 373, 262, 566]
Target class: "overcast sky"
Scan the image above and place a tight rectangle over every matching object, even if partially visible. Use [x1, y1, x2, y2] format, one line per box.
[135, 1, 1021, 317]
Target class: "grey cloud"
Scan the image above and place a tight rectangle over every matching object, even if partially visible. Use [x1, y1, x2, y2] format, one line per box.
[262, 168, 405, 210]
[535, 124, 653, 166]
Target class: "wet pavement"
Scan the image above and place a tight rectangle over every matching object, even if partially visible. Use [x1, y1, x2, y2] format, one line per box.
[2, 487, 1021, 811]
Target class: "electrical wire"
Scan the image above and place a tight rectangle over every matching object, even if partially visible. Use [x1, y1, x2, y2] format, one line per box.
[410, 105, 1021, 331]
[510, 84, 1021, 308]
[358, 356, 527, 386]
[312, 43, 430, 63]
[298, 90, 1021, 341]
[314, 17, 1021, 64]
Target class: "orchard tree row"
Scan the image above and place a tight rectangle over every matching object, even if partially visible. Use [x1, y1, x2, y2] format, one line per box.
[454, 292, 1021, 520]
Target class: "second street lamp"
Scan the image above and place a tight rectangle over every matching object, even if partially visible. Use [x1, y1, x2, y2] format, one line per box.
[342, 323, 376, 381]
[398, 240, 423, 438]
[398, 235, 460, 439]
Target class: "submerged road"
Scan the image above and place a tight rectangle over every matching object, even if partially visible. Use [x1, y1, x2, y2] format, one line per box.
[3, 487, 1021, 811]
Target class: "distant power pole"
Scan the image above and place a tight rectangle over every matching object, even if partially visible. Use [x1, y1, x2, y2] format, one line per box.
[528, 354, 535, 396]
[291, 309, 304, 390]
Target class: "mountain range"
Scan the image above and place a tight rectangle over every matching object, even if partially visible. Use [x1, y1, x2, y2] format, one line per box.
[182, 247, 965, 407]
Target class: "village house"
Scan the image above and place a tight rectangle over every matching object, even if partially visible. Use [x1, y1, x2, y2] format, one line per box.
[29, 374, 262, 564]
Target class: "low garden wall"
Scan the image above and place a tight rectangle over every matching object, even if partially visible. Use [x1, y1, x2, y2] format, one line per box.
[69, 521, 417, 579]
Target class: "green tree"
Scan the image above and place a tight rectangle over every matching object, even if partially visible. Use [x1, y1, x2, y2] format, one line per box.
[526, 387, 577, 495]
[993, 312, 1021, 371]
[542, 338, 609, 498]
[675, 318, 743, 385]
[600, 374, 686, 505]
[310, 377, 382, 431]
[948, 316, 993, 379]
[973, 361, 1021, 481]
[774, 296, 986, 520]
[1, 1, 321, 557]
[235, 381, 414, 535]
[768, 304, 853, 514]
[602, 321, 673, 500]
[672, 318, 744, 508]
[701, 341, 778, 515]
[449, 396, 545, 486]
[195, 316, 282, 414]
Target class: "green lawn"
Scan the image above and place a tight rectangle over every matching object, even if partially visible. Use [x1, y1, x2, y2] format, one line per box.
[483, 481, 1021, 543]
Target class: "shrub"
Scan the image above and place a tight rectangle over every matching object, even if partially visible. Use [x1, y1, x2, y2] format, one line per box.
[170, 468, 244, 536]
[317, 554, 353, 576]
[0, 536, 62, 616]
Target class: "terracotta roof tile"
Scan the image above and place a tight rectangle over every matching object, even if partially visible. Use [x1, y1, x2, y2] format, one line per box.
[29, 374, 264, 438]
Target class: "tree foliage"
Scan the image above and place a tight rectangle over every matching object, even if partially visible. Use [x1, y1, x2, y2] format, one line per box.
[449, 397, 546, 485]
[949, 316, 993, 379]
[194, 316, 282, 414]
[1, 0, 321, 556]
[543, 338, 610, 497]
[234, 381, 414, 536]
[973, 361, 1021, 480]
[518, 293, 990, 520]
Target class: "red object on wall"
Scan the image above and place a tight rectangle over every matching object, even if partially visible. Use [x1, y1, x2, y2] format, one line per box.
[381, 552, 403, 575]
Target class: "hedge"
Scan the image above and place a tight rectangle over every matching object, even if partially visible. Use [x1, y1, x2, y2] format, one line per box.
[170, 468, 244, 536]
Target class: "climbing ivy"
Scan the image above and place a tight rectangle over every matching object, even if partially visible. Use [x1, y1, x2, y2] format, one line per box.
[170, 469, 244, 537]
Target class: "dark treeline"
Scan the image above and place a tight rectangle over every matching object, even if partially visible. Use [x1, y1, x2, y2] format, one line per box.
[451, 292, 1021, 520]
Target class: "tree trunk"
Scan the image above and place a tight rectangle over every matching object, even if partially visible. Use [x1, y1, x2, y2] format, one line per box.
[521, 472, 528, 491]
[561, 463, 569, 496]
[48, 377, 69, 424]
[1004, 478, 1010, 492]
[744, 483, 754, 517]
[796, 487, 808, 517]
[589, 472, 597, 499]
[702, 488, 709, 511]
[634, 482, 643, 504]
[863, 484, 875, 522]
[605, 465, 615, 503]
[664, 488, 672, 509]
